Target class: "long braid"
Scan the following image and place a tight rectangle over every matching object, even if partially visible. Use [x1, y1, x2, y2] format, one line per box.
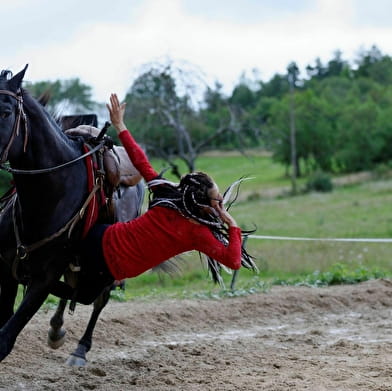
[148, 172, 220, 225]
[181, 185, 222, 227]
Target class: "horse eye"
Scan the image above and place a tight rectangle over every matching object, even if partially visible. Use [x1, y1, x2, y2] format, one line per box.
[0, 111, 10, 119]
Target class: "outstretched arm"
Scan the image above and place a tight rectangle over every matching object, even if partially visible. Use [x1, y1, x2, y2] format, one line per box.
[106, 93, 158, 182]
[194, 225, 242, 270]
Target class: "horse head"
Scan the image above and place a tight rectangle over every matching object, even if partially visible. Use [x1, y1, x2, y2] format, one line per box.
[0, 65, 29, 163]
[0, 65, 27, 92]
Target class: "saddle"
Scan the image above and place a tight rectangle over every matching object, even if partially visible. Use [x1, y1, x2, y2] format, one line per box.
[65, 125, 142, 187]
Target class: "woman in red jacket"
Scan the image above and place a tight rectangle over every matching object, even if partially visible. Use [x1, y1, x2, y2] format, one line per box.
[78, 94, 255, 301]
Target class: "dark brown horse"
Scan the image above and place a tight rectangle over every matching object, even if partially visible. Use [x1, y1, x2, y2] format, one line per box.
[0, 65, 143, 364]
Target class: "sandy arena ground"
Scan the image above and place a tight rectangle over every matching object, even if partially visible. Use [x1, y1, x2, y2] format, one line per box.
[1, 279, 392, 390]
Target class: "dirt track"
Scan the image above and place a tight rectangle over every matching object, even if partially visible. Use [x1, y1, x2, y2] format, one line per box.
[2, 279, 392, 390]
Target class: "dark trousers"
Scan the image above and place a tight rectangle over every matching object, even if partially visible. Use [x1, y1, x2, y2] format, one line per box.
[76, 224, 115, 304]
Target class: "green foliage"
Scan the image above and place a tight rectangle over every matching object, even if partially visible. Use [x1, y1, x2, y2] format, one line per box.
[17, 44, 392, 178]
[260, 45, 392, 176]
[258, 74, 290, 99]
[192, 278, 270, 299]
[306, 171, 333, 192]
[229, 83, 256, 109]
[25, 78, 94, 112]
[272, 263, 386, 287]
[306, 50, 350, 80]
[124, 63, 205, 172]
[266, 89, 336, 174]
[335, 99, 383, 171]
[354, 45, 392, 84]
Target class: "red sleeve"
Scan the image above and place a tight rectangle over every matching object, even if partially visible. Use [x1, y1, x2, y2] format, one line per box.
[193, 226, 242, 270]
[118, 130, 158, 182]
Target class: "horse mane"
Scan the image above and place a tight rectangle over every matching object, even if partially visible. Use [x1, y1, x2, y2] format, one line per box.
[18, 87, 82, 152]
[38, 90, 51, 107]
[21, 88, 62, 130]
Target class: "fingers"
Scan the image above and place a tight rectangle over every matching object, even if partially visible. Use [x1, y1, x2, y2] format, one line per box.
[108, 93, 119, 108]
[106, 93, 127, 133]
[215, 203, 226, 214]
[108, 94, 126, 112]
[111, 93, 119, 107]
[214, 205, 226, 219]
[216, 205, 236, 226]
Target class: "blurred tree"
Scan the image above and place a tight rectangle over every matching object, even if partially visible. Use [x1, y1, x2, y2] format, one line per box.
[335, 99, 383, 172]
[266, 89, 335, 175]
[124, 61, 263, 175]
[208, 77, 262, 151]
[200, 82, 234, 149]
[306, 57, 327, 80]
[257, 74, 290, 100]
[124, 62, 228, 175]
[287, 61, 299, 193]
[25, 78, 95, 114]
[326, 50, 349, 77]
[306, 51, 350, 81]
[229, 82, 256, 109]
[13, 44, 392, 183]
[354, 45, 392, 85]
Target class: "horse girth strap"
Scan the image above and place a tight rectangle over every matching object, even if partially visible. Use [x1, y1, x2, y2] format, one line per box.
[11, 179, 103, 267]
[0, 89, 29, 162]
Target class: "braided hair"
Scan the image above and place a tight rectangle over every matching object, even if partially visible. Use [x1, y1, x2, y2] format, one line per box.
[147, 172, 258, 285]
[149, 172, 222, 227]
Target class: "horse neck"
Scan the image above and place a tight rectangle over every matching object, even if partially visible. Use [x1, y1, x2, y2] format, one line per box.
[10, 101, 88, 239]
[12, 104, 79, 169]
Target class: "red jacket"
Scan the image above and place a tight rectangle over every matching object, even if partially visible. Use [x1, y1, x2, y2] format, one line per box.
[102, 130, 242, 280]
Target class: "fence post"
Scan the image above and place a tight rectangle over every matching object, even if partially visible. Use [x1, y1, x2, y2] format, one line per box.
[230, 236, 248, 291]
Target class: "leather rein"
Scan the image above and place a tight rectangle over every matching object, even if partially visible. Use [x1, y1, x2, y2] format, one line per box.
[0, 89, 108, 272]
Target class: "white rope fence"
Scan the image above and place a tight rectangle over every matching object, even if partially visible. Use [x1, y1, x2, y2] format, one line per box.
[248, 235, 392, 243]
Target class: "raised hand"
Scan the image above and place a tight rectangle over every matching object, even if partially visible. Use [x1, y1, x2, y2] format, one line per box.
[106, 93, 127, 134]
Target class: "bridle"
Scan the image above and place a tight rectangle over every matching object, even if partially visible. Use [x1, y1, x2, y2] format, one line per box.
[0, 88, 105, 174]
[0, 89, 29, 163]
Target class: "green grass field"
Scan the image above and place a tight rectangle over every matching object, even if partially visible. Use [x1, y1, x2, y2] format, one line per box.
[15, 150, 392, 306]
[151, 150, 294, 191]
[235, 181, 392, 279]
[108, 152, 392, 301]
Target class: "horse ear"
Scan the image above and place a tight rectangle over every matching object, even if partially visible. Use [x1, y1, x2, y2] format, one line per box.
[9, 64, 28, 92]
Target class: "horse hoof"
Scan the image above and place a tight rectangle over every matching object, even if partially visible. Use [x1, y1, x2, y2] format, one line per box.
[47, 328, 66, 349]
[66, 354, 87, 367]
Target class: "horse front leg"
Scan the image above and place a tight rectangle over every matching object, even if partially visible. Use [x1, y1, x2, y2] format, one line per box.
[0, 261, 18, 328]
[47, 298, 68, 349]
[0, 278, 51, 362]
[66, 284, 112, 366]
